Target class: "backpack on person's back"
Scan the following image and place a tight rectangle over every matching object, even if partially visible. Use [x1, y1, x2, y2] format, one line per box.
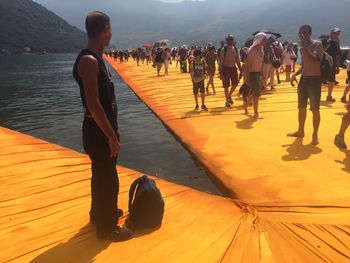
[320, 51, 334, 82]
[222, 45, 239, 63]
[155, 51, 165, 63]
[271, 42, 283, 68]
[271, 42, 283, 60]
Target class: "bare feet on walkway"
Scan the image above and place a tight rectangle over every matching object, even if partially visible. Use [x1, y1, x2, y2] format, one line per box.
[287, 131, 305, 138]
[311, 134, 319, 145]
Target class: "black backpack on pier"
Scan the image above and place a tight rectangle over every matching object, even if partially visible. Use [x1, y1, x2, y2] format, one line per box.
[126, 175, 165, 230]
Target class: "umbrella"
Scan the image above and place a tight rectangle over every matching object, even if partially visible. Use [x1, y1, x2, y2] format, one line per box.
[253, 30, 282, 38]
[319, 35, 330, 40]
[244, 34, 276, 48]
[244, 37, 254, 48]
[143, 44, 152, 49]
[154, 39, 171, 48]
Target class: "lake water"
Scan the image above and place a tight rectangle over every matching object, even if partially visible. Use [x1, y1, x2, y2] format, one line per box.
[0, 53, 220, 195]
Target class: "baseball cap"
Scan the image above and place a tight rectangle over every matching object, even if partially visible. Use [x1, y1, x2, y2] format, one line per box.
[331, 27, 341, 34]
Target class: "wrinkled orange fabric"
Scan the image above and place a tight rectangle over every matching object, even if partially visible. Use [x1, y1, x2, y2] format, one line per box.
[0, 127, 259, 262]
[105, 56, 350, 262]
[2, 58, 350, 262]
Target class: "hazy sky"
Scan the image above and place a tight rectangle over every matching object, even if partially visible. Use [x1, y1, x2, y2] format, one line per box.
[161, 0, 204, 2]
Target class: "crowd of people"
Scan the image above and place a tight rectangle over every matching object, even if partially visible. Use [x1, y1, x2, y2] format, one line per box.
[106, 25, 350, 149]
[80, 11, 349, 242]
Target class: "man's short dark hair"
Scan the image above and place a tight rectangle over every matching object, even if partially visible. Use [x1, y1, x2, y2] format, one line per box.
[300, 25, 312, 34]
[85, 11, 110, 38]
[194, 49, 202, 57]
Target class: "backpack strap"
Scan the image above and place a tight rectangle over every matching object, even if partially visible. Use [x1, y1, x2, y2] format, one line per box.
[203, 59, 206, 75]
[233, 45, 238, 54]
[223, 45, 239, 65]
[223, 46, 227, 65]
[190, 60, 195, 72]
[128, 176, 147, 210]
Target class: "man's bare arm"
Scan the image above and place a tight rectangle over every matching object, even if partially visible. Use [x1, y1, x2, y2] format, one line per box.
[304, 42, 324, 61]
[78, 55, 119, 157]
[236, 53, 242, 72]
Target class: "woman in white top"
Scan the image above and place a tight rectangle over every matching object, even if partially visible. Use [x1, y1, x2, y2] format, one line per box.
[282, 43, 296, 81]
[164, 48, 172, 75]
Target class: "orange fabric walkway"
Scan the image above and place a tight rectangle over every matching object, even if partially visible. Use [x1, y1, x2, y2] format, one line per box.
[2, 128, 350, 262]
[106, 57, 350, 261]
[1, 127, 265, 262]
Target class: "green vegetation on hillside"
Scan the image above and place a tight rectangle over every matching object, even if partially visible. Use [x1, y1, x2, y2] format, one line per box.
[0, 0, 85, 54]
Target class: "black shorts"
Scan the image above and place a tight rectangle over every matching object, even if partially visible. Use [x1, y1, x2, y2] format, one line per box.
[298, 77, 322, 111]
[193, 80, 205, 95]
[250, 72, 262, 98]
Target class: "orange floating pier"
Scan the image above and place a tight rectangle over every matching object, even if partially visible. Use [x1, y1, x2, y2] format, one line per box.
[106, 57, 350, 261]
[1, 59, 350, 262]
[0, 127, 261, 262]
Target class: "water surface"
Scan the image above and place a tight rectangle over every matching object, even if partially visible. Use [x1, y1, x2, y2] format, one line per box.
[0, 53, 220, 195]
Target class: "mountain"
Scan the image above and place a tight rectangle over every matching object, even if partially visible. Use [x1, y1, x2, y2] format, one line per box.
[0, 0, 85, 54]
[33, 0, 349, 49]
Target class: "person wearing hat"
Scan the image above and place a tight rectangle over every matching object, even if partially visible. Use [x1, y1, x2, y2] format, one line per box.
[219, 34, 242, 107]
[325, 27, 341, 102]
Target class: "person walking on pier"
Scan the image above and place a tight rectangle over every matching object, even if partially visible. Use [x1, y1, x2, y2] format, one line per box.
[164, 48, 171, 75]
[340, 51, 350, 103]
[244, 32, 266, 119]
[262, 43, 275, 91]
[155, 47, 165, 76]
[283, 43, 297, 81]
[334, 98, 350, 149]
[190, 49, 208, 111]
[219, 35, 242, 107]
[73, 11, 133, 242]
[288, 25, 324, 145]
[205, 45, 218, 95]
[325, 27, 341, 102]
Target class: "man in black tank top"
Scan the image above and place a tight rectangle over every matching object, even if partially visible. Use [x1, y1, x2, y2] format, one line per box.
[72, 11, 132, 241]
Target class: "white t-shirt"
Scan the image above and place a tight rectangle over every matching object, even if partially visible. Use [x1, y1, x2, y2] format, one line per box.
[345, 60, 350, 71]
[283, 50, 295, 66]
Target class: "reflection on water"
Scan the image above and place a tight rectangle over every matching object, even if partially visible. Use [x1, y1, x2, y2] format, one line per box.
[0, 53, 220, 195]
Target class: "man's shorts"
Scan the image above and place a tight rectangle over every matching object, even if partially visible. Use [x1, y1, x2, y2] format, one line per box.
[222, 66, 238, 88]
[285, 65, 292, 72]
[250, 72, 262, 98]
[207, 66, 216, 77]
[298, 77, 322, 111]
[156, 62, 163, 70]
[193, 80, 205, 95]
